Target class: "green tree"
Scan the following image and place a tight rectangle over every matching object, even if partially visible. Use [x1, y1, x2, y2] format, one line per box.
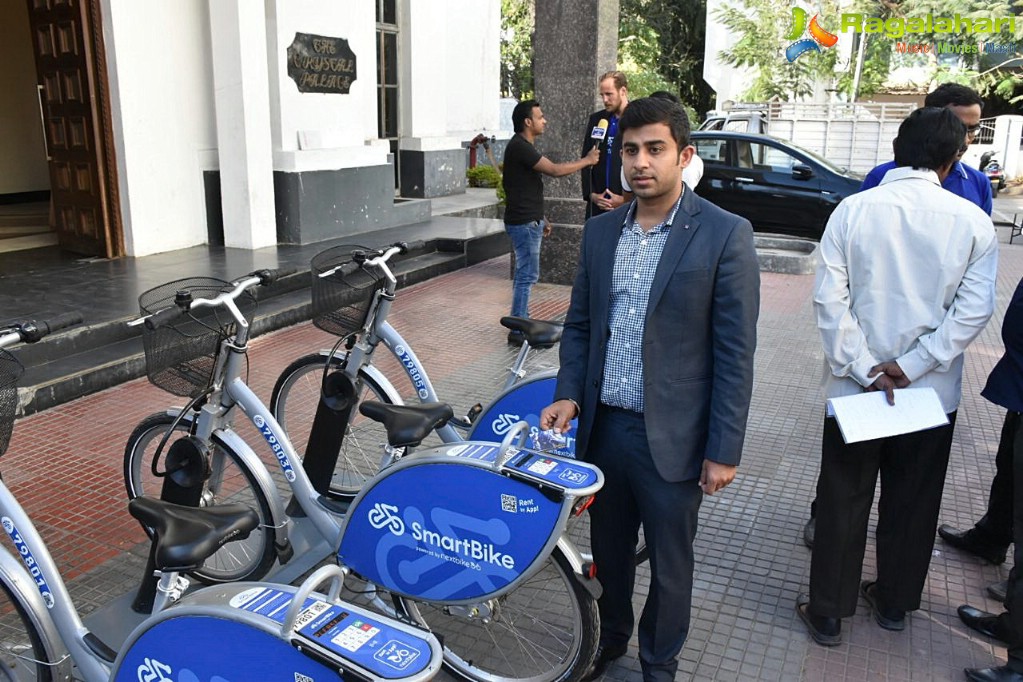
[715, 0, 842, 100]
[621, 0, 715, 117]
[500, 0, 534, 99]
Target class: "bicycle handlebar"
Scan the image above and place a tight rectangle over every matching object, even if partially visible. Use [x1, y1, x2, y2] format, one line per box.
[0, 312, 84, 350]
[139, 268, 296, 330]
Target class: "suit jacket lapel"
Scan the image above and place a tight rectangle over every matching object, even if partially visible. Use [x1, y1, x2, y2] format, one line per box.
[647, 188, 702, 317]
[593, 217, 619, 342]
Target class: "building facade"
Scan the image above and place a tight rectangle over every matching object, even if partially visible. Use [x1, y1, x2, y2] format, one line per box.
[0, 0, 501, 258]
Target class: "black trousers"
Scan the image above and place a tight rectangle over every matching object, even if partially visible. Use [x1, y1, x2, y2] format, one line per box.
[989, 410, 1023, 672]
[587, 406, 702, 682]
[971, 410, 1017, 549]
[809, 414, 956, 617]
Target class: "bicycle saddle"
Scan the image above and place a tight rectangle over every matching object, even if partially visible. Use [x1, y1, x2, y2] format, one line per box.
[128, 497, 260, 572]
[500, 317, 563, 348]
[359, 401, 453, 447]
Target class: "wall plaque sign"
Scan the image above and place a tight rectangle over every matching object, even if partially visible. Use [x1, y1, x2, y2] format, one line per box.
[287, 32, 357, 94]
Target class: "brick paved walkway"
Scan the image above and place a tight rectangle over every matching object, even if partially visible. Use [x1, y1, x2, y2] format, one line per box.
[6, 222, 1023, 680]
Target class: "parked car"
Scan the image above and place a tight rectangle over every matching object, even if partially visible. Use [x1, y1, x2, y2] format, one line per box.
[690, 131, 863, 240]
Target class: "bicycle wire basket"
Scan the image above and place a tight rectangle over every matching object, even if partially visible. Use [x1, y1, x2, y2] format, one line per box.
[310, 245, 385, 338]
[138, 278, 256, 398]
[0, 350, 23, 458]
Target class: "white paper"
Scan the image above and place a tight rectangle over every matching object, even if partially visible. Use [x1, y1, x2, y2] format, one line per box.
[826, 387, 950, 444]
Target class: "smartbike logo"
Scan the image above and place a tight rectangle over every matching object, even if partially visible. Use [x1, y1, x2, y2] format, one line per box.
[2, 517, 54, 608]
[253, 414, 297, 482]
[366, 502, 515, 569]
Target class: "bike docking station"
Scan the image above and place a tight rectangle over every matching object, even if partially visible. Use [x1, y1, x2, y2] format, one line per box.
[0, 313, 444, 682]
[97, 248, 607, 680]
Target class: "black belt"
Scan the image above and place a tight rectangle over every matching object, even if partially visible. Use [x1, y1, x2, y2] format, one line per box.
[599, 403, 643, 418]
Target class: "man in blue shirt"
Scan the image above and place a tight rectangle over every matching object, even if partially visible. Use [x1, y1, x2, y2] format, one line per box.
[859, 83, 992, 215]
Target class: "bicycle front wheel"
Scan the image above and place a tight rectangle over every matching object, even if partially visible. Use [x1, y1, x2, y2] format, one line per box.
[395, 547, 598, 682]
[0, 581, 61, 681]
[270, 353, 396, 498]
[123, 412, 277, 584]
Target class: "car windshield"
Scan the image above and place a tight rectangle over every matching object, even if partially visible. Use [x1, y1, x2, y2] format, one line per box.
[777, 139, 850, 175]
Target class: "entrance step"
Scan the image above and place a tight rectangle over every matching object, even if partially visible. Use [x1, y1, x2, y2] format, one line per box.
[13, 220, 508, 416]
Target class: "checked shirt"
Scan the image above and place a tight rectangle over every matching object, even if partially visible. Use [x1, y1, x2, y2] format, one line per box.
[599, 192, 684, 413]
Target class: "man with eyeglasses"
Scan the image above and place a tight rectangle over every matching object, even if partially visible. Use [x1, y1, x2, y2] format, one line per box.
[858, 83, 992, 214]
[802, 82, 994, 554]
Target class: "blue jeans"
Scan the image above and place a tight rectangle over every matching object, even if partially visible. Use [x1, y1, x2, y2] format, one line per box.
[505, 219, 544, 318]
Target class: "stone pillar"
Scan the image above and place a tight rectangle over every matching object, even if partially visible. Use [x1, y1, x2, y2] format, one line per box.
[533, 0, 619, 283]
[208, 1, 276, 249]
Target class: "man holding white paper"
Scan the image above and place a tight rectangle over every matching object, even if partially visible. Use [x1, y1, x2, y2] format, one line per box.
[796, 106, 998, 647]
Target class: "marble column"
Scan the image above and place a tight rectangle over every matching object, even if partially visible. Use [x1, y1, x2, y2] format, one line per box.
[533, 0, 619, 283]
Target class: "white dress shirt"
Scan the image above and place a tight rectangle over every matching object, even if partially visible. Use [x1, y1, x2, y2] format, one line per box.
[814, 166, 998, 412]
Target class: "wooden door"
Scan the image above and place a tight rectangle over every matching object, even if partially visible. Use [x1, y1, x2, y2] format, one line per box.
[26, 0, 121, 258]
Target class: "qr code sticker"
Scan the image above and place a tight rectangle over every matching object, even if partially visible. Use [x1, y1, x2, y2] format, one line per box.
[501, 494, 517, 513]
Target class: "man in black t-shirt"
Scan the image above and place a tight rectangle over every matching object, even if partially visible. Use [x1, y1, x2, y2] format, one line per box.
[501, 100, 598, 344]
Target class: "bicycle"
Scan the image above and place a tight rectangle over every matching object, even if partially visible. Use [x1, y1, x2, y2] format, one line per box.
[269, 242, 649, 564]
[0, 313, 442, 682]
[122, 263, 605, 682]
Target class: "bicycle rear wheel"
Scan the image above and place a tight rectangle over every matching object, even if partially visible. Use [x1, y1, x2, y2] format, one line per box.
[123, 412, 277, 583]
[0, 581, 60, 681]
[270, 353, 396, 498]
[394, 547, 598, 682]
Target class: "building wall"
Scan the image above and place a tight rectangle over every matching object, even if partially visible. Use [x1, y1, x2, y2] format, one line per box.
[266, 0, 386, 171]
[0, 1, 49, 195]
[402, 0, 500, 142]
[103, 0, 217, 256]
[102, 0, 499, 255]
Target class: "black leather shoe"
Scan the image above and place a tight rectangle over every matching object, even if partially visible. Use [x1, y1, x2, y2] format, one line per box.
[580, 642, 628, 682]
[803, 517, 815, 549]
[938, 524, 1007, 564]
[861, 581, 905, 631]
[958, 605, 1010, 644]
[988, 580, 1009, 603]
[796, 593, 842, 646]
[964, 665, 1023, 681]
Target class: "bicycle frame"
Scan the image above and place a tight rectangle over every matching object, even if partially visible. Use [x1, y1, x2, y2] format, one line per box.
[0, 477, 442, 681]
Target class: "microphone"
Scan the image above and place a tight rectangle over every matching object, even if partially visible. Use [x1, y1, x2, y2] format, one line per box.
[590, 118, 609, 148]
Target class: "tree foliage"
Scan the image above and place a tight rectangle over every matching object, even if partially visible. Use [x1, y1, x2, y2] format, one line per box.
[620, 0, 715, 117]
[715, 0, 842, 101]
[500, 0, 534, 99]
[715, 0, 1023, 103]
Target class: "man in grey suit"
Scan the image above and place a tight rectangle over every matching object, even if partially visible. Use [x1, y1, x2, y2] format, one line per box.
[541, 97, 760, 682]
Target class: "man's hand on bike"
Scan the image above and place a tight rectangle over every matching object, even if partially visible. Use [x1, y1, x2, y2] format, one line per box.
[540, 399, 578, 433]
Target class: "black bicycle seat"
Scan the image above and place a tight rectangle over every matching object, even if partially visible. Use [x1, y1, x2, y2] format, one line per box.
[359, 401, 453, 447]
[128, 497, 259, 572]
[500, 317, 563, 348]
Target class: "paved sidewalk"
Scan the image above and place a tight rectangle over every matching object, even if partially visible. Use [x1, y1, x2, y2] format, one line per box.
[6, 221, 1023, 680]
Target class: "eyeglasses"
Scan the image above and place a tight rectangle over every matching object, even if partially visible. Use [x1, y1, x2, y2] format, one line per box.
[966, 124, 983, 135]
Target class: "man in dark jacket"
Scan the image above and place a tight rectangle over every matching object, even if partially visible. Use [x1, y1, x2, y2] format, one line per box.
[581, 71, 629, 218]
[959, 277, 1023, 682]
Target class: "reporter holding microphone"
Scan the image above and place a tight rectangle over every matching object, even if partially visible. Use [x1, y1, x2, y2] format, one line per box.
[581, 71, 629, 218]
